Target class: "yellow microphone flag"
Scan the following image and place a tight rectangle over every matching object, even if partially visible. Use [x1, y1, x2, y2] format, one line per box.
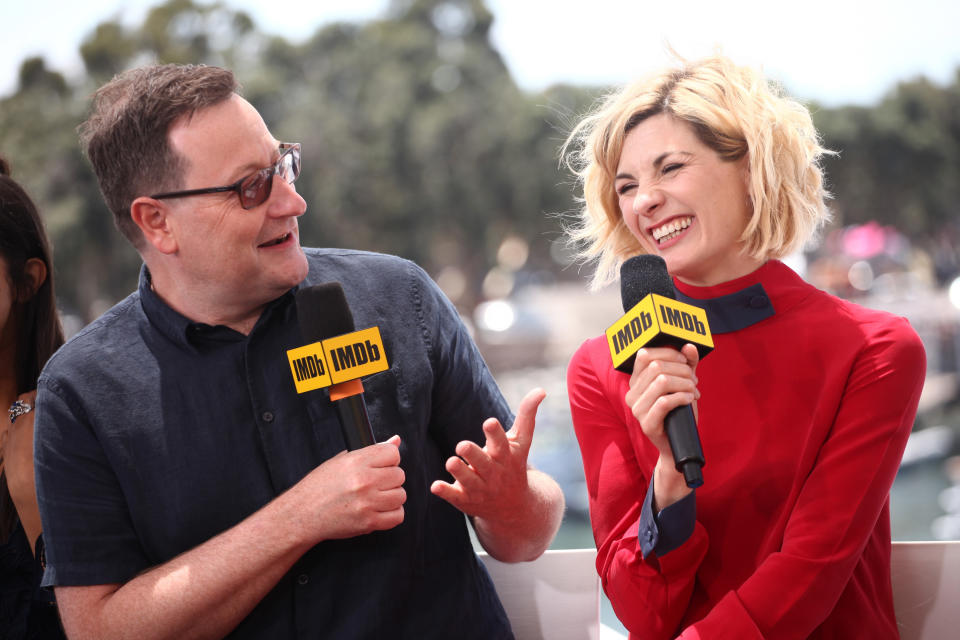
[606, 294, 714, 374]
[287, 326, 388, 394]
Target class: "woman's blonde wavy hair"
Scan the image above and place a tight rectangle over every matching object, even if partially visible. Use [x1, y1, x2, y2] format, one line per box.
[562, 54, 834, 289]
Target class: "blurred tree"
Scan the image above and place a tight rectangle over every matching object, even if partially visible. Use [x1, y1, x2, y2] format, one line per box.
[2, 0, 959, 325]
[80, 0, 259, 87]
[79, 21, 138, 82]
[0, 57, 130, 324]
[249, 0, 580, 306]
[16, 58, 69, 97]
[30, 0, 262, 322]
[816, 72, 960, 244]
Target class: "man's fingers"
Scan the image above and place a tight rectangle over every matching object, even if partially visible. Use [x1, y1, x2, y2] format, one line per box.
[480, 418, 509, 459]
[444, 455, 484, 493]
[374, 486, 407, 510]
[375, 465, 406, 490]
[456, 440, 496, 478]
[365, 437, 402, 467]
[430, 479, 464, 509]
[506, 387, 546, 451]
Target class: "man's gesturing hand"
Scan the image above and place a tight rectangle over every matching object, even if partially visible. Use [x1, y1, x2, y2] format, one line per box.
[429, 388, 545, 520]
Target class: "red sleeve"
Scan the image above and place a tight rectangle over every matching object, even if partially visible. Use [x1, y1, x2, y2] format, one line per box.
[685, 317, 926, 638]
[567, 339, 709, 639]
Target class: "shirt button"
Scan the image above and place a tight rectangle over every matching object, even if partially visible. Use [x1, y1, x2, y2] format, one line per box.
[749, 295, 769, 309]
[297, 574, 309, 585]
[262, 412, 274, 423]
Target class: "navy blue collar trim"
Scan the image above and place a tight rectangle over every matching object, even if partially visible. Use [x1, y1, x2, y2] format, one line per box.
[675, 282, 775, 334]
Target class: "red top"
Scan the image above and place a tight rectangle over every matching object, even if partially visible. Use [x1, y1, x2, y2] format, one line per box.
[567, 260, 926, 639]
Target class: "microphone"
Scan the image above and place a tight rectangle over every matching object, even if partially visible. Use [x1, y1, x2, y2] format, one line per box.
[609, 255, 713, 488]
[295, 283, 377, 450]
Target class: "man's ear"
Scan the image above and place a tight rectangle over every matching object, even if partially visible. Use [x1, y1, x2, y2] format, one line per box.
[130, 197, 178, 254]
[19, 257, 47, 302]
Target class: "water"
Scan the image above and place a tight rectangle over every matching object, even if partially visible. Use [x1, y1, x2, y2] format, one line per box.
[891, 460, 953, 540]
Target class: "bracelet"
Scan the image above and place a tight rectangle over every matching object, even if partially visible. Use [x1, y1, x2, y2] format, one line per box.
[8, 399, 33, 424]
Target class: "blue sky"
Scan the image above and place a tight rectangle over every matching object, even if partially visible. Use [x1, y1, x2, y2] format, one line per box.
[3, 0, 960, 105]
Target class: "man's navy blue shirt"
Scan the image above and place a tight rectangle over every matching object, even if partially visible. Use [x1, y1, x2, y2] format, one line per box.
[35, 249, 514, 638]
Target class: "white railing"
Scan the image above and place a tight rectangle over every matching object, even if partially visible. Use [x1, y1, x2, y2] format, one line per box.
[479, 548, 621, 639]
[891, 540, 960, 639]
[482, 541, 960, 640]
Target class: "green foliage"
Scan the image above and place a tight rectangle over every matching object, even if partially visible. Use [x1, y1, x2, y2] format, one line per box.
[814, 73, 960, 238]
[1, 57, 141, 323]
[1, 0, 958, 322]
[260, 0, 591, 305]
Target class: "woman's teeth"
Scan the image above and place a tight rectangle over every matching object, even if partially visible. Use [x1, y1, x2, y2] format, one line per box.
[652, 217, 692, 243]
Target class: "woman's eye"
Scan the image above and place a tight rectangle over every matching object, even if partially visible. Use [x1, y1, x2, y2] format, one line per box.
[662, 163, 683, 174]
[616, 183, 635, 196]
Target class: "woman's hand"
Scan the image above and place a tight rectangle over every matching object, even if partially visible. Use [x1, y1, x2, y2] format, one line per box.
[624, 344, 701, 509]
[5, 390, 43, 554]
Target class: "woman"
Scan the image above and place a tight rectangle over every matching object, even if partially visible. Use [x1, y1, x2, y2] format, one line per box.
[563, 55, 926, 638]
[0, 155, 66, 639]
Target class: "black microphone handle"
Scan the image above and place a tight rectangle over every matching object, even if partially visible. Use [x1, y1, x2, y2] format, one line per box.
[664, 404, 704, 488]
[333, 393, 377, 450]
[619, 255, 707, 488]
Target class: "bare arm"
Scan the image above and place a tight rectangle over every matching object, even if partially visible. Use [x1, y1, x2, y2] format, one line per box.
[470, 466, 565, 563]
[56, 437, 406, 640]
[431, 389, 565, 563]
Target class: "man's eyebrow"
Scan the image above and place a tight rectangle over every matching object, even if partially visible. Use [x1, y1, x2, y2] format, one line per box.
[225, 142, 282, 182]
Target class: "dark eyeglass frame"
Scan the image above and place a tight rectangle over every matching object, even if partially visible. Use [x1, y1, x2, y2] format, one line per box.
[150, 142, 301, 210]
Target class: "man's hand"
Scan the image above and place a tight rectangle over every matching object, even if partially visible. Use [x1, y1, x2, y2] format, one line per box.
[429, 389, 543, 520]
[431, 388, 564, 562]
[292, 435, 406, 544]
[55, 435, 408, 640]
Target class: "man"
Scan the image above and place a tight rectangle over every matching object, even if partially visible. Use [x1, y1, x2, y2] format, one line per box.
[34, 64, 564, 639]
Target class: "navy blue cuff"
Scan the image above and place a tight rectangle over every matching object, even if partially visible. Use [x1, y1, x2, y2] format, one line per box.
[638, 477, 696, 557]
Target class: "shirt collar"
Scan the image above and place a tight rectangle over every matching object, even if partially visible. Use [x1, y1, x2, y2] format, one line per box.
[671, 261, 796, 334]
[138, 265, 299, 346]
[674, 283, 773, 334]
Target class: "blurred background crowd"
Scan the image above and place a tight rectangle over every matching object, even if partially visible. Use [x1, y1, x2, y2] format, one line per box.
[3, 0, 959, 555]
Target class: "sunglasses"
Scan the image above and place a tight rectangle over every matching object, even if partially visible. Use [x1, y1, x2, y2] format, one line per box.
[150, 142, 301, 210]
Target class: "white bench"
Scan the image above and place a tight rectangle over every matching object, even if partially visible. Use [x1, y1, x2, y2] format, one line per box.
[482, 541, 960, 640]
[892, 540, 960, 640]
[479, 548, 625, 639]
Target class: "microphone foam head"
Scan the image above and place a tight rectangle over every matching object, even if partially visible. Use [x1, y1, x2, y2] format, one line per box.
[620, 254, 676, 311]
[295, 283, 355, 342]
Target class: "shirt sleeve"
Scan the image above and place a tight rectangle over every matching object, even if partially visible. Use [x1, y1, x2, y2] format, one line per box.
[639, 478, 697, 557]
[567, 339, 709, 639]
[408, 262, 512, 453]
[34, 375, 150, 587]
[682, 316, 927, 639]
